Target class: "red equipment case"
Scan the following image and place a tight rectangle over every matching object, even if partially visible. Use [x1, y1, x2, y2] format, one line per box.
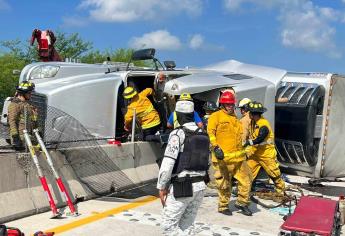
[0, 225, 24, 236]
[280, 196, 341, 236]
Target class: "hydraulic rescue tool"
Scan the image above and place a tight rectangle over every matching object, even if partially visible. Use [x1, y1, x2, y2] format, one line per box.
[33, 129, 78, 216]
[23, 130, 61, 218]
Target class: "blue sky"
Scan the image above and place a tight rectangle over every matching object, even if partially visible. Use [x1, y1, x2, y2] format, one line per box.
[0, 0, 345, 74]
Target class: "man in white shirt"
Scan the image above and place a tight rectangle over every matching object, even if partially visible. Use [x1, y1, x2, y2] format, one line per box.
[157, 99, 210, 235]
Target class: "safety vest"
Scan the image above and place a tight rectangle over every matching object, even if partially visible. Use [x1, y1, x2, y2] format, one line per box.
[173, 112, 180, 128]
[172, 127, 210, 174]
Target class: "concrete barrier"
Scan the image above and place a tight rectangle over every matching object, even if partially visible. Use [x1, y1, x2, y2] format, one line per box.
[0, 142, 162, 223]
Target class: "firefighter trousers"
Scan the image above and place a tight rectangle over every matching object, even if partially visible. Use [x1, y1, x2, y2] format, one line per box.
[212, 160, 252, 212]
[247, 155, 285, 193]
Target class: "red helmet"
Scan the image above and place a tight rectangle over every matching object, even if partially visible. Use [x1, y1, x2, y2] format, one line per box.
[219, 91, 236, 104]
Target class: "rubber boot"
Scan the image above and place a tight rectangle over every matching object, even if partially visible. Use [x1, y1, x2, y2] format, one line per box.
[235, 204, 253, 216]
[218, 209, 232, 216]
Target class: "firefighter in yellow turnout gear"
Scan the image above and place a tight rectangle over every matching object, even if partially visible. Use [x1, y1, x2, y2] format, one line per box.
[8, 81, 38, 150]
[244, 101, 285, 194]
[238, 98, 252, 143]
[207, 91, 253, 216]
[123, 87, 161, 140]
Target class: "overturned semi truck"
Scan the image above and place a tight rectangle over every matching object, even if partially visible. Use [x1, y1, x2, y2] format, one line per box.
[2, 48, 345, 180]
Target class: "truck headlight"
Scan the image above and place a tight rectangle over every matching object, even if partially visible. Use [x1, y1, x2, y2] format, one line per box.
[30, 65, 60, 79]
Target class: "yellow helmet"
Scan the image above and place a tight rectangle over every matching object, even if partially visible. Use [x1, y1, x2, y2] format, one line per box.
[178, 93, 192, 101]
[238, 98, 251, 108]
[123, 86, 137, 99]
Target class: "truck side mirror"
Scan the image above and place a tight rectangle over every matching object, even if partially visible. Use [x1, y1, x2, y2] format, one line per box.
[164, 61, 176, 70]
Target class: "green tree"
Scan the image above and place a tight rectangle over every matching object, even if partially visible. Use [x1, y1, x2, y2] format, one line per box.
[0, 54, 26, 109]
[54, 31, 92, 59]
[0, 31, 93, 62]
[0, 39, 37, 63]
[0, 30, 151, 108]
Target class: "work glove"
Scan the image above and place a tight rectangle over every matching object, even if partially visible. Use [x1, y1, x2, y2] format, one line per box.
[243, 139, 253, 147]
[244, 145, 256, 157]
[213, 146, 224, 160]
[11, 134, 24, 151]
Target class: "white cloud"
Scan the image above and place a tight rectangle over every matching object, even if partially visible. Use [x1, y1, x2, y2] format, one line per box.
[223, 0, 342, 58]
[223, 0, 283, 11]
[279, 1, 341, 58]
[79, 0, 202, 22]
[319, 7, 339, 21]
[189, 34, 204, 49]
[129, 30, 182, 50]
[0, 0, 10, 10]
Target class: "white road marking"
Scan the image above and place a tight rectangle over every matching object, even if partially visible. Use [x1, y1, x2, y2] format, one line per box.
[111, 210, 276, 236]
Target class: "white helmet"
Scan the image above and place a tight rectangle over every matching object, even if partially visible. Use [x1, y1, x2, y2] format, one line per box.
[238, 98, 252, 108]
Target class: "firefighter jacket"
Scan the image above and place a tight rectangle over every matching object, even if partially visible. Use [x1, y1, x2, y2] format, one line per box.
[207, 109, 243, 162]
[248, 117, 276, 158]
[125, 88, 161, 130]
[8, 97, 38, 141]
[240, 112, 251, 143]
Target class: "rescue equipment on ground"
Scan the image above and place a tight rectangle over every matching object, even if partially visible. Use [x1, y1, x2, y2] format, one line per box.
[279, 196, 341, 236]
[33, 231, 55, 236]
[251, 184, 303, 209]
[33, 129, 78, 216]
[30, 29, 62, 62]
[219, 91, 236, 104]
[172, 127, 210, 175]
[0, 225, 24, 236]
[23, 129, 61, 218]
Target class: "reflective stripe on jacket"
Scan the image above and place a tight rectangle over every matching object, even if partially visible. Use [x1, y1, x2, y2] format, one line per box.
[8, 97, 38, 139]
[249, 117, 276, 158]
[125, 88, 161, 130]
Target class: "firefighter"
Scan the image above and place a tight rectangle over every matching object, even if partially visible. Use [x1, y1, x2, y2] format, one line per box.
[167, 93, 204, 129]
[123, 86, 161, 140]
[157, 99, 209, 235]
[8, 81, 38, 150]
[238, 98, 252, 143]
[244, 101, 285, 194]
[202, 101, 218, 129]
[202, 101, 219, 189]
[207, 91, 253, 216]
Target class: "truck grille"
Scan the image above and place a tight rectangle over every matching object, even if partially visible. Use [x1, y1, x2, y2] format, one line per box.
[276, 139, 309, 165]
[276, 82, 319, 105]
[29, 93, 47, 139]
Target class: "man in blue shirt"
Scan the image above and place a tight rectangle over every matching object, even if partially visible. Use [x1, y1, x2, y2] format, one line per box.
[166, 93, 204, 129]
